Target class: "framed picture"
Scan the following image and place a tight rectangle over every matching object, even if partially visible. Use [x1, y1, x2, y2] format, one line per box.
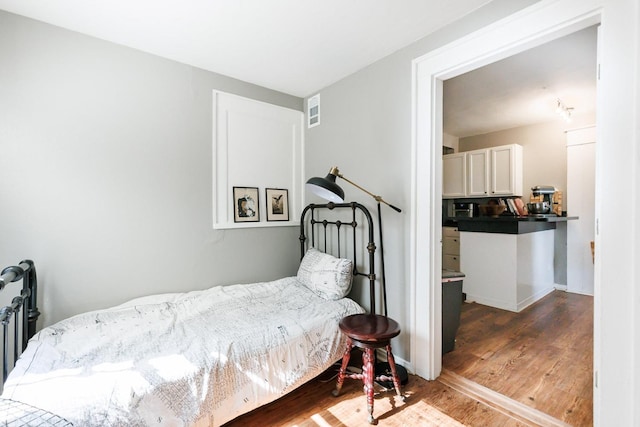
[265, 188, 289, 221]
[233, 187, 260, 223]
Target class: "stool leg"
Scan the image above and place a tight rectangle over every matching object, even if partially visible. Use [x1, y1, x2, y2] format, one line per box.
[363, 348, 377, 425]
[385, 344, 405, 401]
[332, 338, 353, 397]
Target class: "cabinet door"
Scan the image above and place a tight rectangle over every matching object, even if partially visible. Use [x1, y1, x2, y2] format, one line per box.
[443, 254, 460, 271]
[490, 145, 522, 196]
[443, 226, 459, 237]
[443, 236, 460, 255]
[467, 150, 489, 196]
[443, 153, 466, 198]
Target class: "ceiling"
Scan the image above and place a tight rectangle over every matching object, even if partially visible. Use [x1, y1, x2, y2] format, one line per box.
[444, 25, 598, 138]
[0, 0, 494, 98]
[1, 2, 596, 136]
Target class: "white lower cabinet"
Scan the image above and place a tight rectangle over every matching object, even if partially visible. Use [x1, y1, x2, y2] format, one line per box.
[459, 230, 555, 312]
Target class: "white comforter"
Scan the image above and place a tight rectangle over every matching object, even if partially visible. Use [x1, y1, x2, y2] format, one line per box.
[2, 277, 364, 426]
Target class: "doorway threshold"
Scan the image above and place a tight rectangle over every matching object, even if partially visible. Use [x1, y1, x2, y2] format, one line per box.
[437, 369, 571, 427]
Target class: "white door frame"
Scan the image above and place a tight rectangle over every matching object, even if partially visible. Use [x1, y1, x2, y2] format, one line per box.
[409, 0, 602, 380]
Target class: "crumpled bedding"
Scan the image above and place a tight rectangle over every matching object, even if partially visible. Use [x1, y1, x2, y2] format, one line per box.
[2, 277, 364, 426]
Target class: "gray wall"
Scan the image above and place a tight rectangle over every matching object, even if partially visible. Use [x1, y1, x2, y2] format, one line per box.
[0, 10, 303, 325]
[304, 0, 540, 362]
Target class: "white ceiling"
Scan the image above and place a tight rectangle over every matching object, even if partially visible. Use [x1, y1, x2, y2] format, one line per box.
[0, 0, 493, 98]
[1, 1, 597, 136]
[444, 25, 598, 138]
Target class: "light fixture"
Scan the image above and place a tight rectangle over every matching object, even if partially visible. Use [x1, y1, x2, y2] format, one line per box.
[306, 166, 402, 316]
[306, 167, 401, 213]
[556, 98, 574, 123]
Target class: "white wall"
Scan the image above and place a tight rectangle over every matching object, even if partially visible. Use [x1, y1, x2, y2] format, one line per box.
[304, 0, 540, 363]
[0, 11, 304, 325]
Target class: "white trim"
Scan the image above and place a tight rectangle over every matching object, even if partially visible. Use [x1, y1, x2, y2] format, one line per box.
[212, 90, 305, 230]
[410, 0, 602, 383]
[438, 369, 572, 426]
[554, 283, 568, 291]
[565, 125, 597, 146]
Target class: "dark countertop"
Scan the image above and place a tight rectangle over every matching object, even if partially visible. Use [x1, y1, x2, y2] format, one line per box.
[444, 215, 578, 234]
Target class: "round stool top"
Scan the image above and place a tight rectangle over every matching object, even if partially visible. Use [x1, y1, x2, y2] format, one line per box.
[339, 314, 401, 342]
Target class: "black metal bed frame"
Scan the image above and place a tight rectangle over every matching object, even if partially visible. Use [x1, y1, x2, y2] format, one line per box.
[299, 202, 378, 313]
[0, 260, 41, 384]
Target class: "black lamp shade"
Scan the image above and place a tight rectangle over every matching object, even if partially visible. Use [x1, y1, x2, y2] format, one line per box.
[306, 173, 345, 203]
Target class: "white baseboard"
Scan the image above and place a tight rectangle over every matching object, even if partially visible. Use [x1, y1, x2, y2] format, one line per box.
[467, 285, 556, 313]
[516, 286, 555, 312]
[375, 349, 414, 374]
[554, 283, 568, 291]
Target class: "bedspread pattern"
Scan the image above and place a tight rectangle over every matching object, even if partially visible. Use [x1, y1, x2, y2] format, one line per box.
[2, 277, 364, 426]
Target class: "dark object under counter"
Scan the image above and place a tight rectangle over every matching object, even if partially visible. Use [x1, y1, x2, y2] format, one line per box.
[442, 270, 464, 354]
[448, 215, 578, 234]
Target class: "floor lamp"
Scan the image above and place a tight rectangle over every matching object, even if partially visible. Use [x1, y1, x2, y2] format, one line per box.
[306, 166, 407, 386]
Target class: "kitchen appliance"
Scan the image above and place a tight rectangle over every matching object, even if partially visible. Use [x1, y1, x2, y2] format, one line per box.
[530, 186, 557, 216]
[451, 202, 475, 218]
[527, 201, 551, 214]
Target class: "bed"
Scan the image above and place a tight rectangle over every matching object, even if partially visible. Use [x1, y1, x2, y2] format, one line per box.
[0, 202, 377, 426]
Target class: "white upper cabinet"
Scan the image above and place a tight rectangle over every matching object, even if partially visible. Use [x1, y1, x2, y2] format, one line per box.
[443, 153, 467, 198]
[466, 149, 489, 196]
[443, 144, 522, 199]
[490, 144, 523, 196]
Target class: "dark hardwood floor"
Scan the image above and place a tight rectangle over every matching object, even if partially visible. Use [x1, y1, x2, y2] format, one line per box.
[443, 290, 593, 426]
[226, 290, 593, 426]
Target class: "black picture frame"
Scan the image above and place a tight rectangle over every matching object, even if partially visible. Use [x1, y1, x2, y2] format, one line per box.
[233, 187, 260, 222]
[265, 188, 289, 221]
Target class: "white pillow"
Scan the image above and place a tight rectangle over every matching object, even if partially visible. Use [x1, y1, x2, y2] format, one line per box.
[297, 248, 353, 300]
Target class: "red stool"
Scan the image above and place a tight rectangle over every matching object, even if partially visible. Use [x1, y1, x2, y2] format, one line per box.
[332, 313, 405, 425]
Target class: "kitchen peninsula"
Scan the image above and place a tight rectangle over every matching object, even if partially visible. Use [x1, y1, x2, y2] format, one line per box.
[453, 215, 577, 312]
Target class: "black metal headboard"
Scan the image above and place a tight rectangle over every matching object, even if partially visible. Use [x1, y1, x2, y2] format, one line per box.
[299, 202, 377, 313]
[0, 259, 40, 383]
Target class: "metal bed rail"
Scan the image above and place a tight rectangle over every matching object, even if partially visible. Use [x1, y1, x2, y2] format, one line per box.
[299, 202, 378, 313]
[0, 259, 40, 384]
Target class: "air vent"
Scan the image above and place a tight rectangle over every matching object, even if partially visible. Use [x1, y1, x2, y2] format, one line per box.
[307, 94, 320, 128]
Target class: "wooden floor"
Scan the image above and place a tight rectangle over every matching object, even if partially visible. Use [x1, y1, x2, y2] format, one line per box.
[225, 290, 593, 426]
[443, 290, 593, 426]
[226, 367, 529, 427]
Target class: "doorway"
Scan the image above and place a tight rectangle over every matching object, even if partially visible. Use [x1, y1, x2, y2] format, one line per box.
[409, 0, 603, 414]
[437, 26, 596, 422]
